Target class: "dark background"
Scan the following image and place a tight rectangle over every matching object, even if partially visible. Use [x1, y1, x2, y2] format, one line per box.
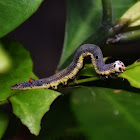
[7, 0, 66, 78]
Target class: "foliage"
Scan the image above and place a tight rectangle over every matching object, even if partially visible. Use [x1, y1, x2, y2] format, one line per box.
[0, 0, 140, 139]
[0, 110, 9, 139]
[0, 0, 44, 38]
[71, 86, 140, 140]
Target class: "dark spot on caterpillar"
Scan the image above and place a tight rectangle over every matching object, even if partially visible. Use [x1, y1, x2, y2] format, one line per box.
[119, 67, 122, 71]
[11, 44, 126, 90]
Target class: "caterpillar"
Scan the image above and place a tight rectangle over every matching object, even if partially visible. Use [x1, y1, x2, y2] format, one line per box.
[11, 44, 126, 90]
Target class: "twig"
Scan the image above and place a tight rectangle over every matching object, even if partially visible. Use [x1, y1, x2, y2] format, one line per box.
[102, 0, 113, 26]
[69, 77, 99, 86]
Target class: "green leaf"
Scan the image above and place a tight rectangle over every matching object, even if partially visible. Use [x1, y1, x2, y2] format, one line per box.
[119, 60, 140, 88]
[76, 59, 140, 89]
[73, 58, 140, 89]
[32, 94, 83, 140]
[10, 89, 60, 136]
[71, 86, 140, 140]
[0, 39, 61, 135]
[117, 29, 140, 43]
[113, 0, 136, 21]
[58, 0, 136, 68]
[121, 1, 140, 27]
[0, 109, 9, 139]
[0, 43, 11, 74]
[78, 64, 97, 77]
[0, 39, 36, 102]
[58, 0, 102, 67]
[0, 0, 43, 38]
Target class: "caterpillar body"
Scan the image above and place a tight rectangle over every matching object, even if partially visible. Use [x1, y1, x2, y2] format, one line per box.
[11, 44, 126, 90]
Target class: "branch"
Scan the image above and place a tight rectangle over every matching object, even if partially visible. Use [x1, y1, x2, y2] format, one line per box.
[118, 29, 140, 43]
[101, 0, 113, 26]
[107, 29, 140, 44]
[69, 77, 99, 86]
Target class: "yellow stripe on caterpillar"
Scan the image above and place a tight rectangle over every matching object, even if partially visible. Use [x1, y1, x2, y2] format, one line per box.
[11, 44, 126, 90]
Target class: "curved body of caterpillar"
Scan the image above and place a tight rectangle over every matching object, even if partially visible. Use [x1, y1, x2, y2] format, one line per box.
[11, 44, 126, 90]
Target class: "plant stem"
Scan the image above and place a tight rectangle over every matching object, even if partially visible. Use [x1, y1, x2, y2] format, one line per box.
[69, 77, 99, 86]
[59, 0, 129, 70]
[118, 29, 140, 43]
[59, 18, 130, 70]
[101, 0, 113, 26]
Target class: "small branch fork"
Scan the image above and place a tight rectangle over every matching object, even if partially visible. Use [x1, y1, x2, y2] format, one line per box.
[83, 0, 130, 46]
[101, 0, 140, 44]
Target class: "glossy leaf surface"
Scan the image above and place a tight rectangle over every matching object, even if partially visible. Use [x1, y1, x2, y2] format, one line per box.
[59, 0, 136, 68]
[0, 39, 61, 135]
[121, 1, 140, 27]
[71, 86, 140, 140]
[0, 43, 11, 73]
[0, 0, 43, 38]
[0, 39, 36, 102]
[119, 60, 140, 88]
[10, 89, 60, 135]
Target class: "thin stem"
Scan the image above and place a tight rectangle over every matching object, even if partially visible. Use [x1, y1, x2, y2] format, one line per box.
[69, 77, 99, 86]
[60, 19, 130, 70]
[101, 0, 113, 26]
[59, 3, 130, 70]
[106, 29, 140, 44]
[118, 29, 140, 43]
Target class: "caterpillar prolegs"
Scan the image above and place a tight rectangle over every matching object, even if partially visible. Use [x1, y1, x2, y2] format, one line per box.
[11, 44, 126, 90]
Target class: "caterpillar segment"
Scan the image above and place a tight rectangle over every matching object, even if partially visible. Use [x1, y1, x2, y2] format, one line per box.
[11, 44, 126, 90]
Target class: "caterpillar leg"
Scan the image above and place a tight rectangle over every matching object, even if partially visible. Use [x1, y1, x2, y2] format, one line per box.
[52, 85, 58, 90]
[114, 72, 119, 77]
[109, 74, 114, 79]
[61, 79, 69, 87]
[99, 75, 109, 80]
[62, 81, 68, 85]
[105, 75, 109, 79]
[73, 78, 78, 84]
[108, 72, 119, 79]
[99, 75, 104, 80]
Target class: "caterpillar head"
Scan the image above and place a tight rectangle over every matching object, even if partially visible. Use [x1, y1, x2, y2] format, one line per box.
[113, 60, 126, 73]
